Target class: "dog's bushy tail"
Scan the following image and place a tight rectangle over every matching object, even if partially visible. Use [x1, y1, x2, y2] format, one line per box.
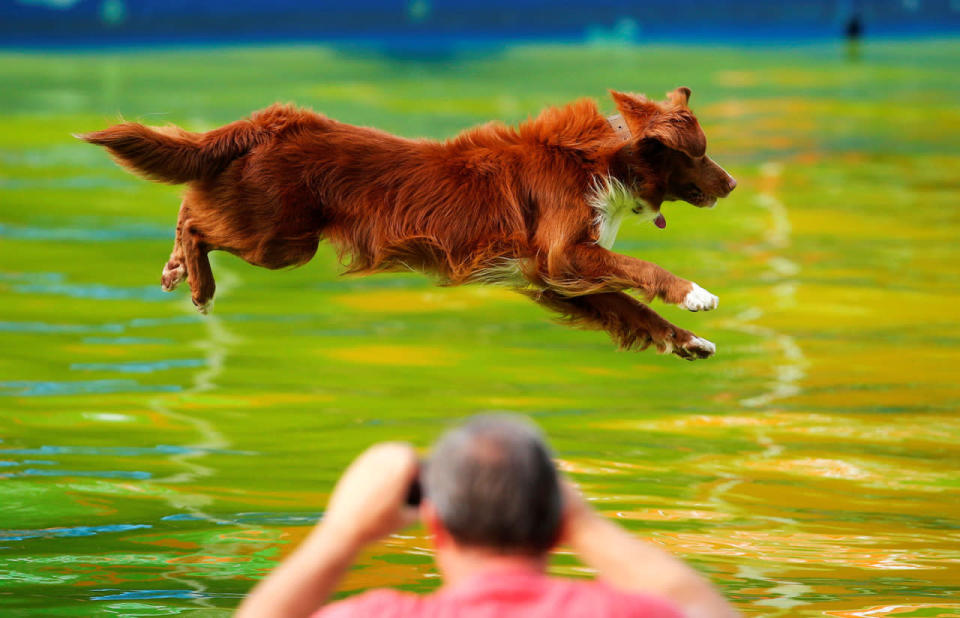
[76, 119, 266, 184]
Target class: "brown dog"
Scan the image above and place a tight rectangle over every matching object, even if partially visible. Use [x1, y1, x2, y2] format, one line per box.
[80, 87, 735, 360]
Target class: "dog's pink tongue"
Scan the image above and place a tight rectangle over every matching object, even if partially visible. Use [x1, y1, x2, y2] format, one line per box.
[653, 213, 667, 229]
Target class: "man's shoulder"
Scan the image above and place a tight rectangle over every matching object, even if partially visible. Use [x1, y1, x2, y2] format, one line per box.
[311, 587, 420, 618]
[545, 577, 684, 617]
[313, 577, 683, 618]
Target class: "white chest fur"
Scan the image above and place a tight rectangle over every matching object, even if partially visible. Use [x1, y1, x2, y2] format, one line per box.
[587, 176, 656, 249]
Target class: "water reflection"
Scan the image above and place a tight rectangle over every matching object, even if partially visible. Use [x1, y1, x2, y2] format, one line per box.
[0, 445, 249, 456]
[71, 359, 207, 373]
[0, 379, 181, 397]
[161, 512, 321, 526]
[0, 222, 171, 242]
[13, 280, 171, 302]
[91, 589, 239, 601]
[4, 469, 152, 480]
[82, 337, 173, 345]
[1, 524, 151, 542]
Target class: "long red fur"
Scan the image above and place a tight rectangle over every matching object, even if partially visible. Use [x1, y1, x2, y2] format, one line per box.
[80, 89, 735, 359]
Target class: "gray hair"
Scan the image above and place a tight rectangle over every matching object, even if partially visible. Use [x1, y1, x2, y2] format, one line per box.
[423, 414, 562, 555]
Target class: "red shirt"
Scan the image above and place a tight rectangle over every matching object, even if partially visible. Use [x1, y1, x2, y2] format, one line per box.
[312, 568, 683, 618]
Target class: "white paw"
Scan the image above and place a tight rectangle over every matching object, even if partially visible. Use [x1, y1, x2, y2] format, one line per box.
[688, 336, 716, 357]
[161, 263, 186, 292]
[681, 283, 718, 312]
[674, 336, 716, 361]
[193, 298, 213, 315]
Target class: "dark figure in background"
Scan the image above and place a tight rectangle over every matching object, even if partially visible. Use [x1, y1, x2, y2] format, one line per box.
[845, 11, 863, 60]
[845, 13, 863, 39]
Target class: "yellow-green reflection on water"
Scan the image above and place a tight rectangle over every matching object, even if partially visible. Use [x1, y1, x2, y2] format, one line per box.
[0, 39, 958, 616]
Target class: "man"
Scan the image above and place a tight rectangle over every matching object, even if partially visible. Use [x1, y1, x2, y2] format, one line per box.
[236, 415, 739, 617]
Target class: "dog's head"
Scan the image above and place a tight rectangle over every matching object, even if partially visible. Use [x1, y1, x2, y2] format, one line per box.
[610, 87, 736, 215]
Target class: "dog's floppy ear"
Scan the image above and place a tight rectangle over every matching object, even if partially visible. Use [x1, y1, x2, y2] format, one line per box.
[647, 87, 705, 157]
[643, 115, 706, 158]
[609, 90, 660, 136]
[611, 88, 705, 157]
[666, 86, 692, 108]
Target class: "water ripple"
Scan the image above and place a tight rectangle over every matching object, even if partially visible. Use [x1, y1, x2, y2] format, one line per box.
[91, 590, 210, 601]
[0, 445, 253, 457]
[0, 524, 151, 542]
[0, 177, 135, 190]
[13, 282, 172, 302]
[0, 313, 302, 337]
[161, 511, 321, 526]
[0, 379, 181, 397]
[4, 271, 173, 303]
[0, 460, 56, 466]
[0, 321, 124, 334]
[0, 222, 172, 242]
[128, 316, 204, 328]
[82, 337, 173, 345]
[4, 469, 152, 480]
[70, 359, 207, 374]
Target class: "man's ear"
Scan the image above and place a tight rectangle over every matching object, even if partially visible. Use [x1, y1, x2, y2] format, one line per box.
[609, 90, 660, 136]
[666, 86, 692, 108]
[421, 501, 451, 549]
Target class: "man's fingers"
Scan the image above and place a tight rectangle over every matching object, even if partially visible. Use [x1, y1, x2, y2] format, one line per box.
[360, 442, 417, 469]
[359, 442, 419, 500]
[322, 441, 421, 547]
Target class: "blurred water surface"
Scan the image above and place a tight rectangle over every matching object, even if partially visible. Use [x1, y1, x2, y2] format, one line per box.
[1, 40, 959, 616]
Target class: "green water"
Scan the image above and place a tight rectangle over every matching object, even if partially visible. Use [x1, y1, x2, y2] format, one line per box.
[1, 40, 959, 616]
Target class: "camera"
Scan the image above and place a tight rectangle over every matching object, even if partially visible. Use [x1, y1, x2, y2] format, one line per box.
[405, 476, 422, 506]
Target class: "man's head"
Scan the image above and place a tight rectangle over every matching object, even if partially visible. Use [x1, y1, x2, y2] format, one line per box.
[422, 414, 562, 556]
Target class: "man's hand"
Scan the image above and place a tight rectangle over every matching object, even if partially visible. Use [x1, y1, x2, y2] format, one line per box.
[235, 442, 419, 618]
[322, 442, 420, 547]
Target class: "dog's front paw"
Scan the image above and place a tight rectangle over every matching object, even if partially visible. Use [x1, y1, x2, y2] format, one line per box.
[681, 282, 718, 312]
[161, 260, 186, 292]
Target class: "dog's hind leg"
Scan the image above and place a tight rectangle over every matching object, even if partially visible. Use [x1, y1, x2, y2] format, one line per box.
[160, 198, 216, 313]
[523, 290, 715, 360]
[161, 200, 188, 292]
[180, 222, 216, 314]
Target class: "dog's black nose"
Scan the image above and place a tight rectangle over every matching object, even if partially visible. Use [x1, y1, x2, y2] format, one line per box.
[727, 176, 737, 192]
